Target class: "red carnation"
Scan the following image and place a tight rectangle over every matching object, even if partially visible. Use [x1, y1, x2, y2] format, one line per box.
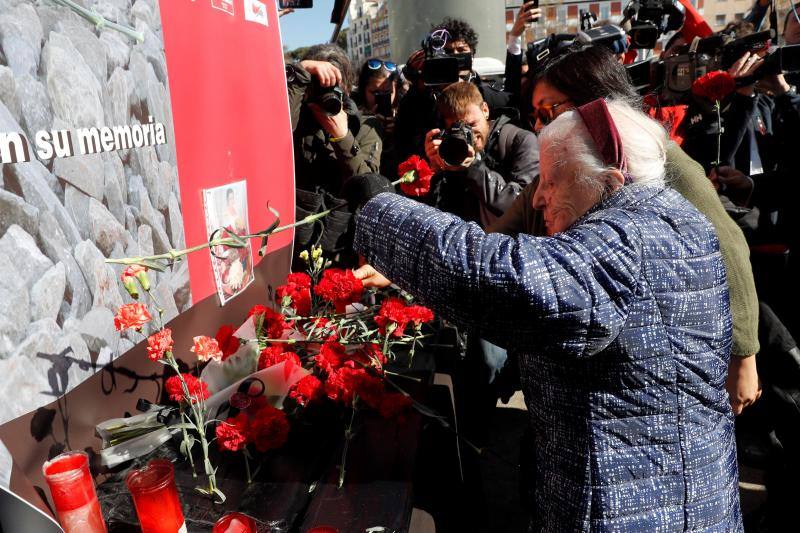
[215, 325, 240, 361]
[692, 71, 736, 102]
[351, 342, 387, 370]
[146, 328, 173, 361]
[397, 155, 433, 197]
[248, 405, 290, 453]
[165, 374, 209, 403]
[215, 413, 250, 452]
[378, 392, 413, 419]
[289, 375, 324, 407]
[314, 341, 348, 373]
[314, 268, 363, 312]
[406, 305, 434, 326]
[191, 335, 223, 363]
[257, 345, 301, 371]
[276, 272, 312, 316]
[325, 366, 384, 407]
[248, 305, 288, 339]
[374, 297, 411, 337]
[113, 303, 151, 332]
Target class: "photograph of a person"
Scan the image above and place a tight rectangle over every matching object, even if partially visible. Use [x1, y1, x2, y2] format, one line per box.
[203, 181, 254, 305]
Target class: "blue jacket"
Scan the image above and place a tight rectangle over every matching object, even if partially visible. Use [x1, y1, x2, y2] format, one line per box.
[354, 186, 742, 531]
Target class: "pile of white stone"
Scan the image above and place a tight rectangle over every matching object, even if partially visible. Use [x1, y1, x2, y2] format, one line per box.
[0, 0, 188, 424]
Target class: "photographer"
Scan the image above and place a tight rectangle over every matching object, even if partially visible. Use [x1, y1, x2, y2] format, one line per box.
[424, 81, 539, 227]
[352, 58, 402, 177]
[394, 18, 513, 162]
[287, 44, 387, 266]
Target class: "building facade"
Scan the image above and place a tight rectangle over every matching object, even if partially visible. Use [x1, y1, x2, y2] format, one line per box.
[347, 0, 381, 67]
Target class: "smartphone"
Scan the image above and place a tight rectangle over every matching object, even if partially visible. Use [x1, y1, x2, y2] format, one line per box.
[279, 0, 313, 8]
[374, 91, 393, 117]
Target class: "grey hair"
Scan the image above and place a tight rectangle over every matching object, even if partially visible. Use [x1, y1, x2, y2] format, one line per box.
[538, 99, 668, 197]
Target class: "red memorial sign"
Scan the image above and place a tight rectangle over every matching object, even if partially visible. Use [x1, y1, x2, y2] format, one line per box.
[160, 0, 295, 303]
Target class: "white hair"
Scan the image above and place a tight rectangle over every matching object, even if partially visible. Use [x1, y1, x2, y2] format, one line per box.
[538, 99, 668, 196]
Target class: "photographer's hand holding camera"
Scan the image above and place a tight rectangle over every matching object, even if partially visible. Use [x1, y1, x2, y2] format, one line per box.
[423, 82, 538, 228]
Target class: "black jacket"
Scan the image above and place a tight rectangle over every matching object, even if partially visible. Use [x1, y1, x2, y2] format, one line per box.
[430, 115, 539, 227]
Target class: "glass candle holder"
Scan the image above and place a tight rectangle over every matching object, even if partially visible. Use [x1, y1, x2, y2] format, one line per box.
[213, 512, 257, 533]
[125, 459, 186, 533]
[42, 451, 107, 533]
[307, 527, 339, 533]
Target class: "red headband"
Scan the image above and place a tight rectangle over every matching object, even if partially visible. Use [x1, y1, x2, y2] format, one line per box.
[575, 99, 628, 175]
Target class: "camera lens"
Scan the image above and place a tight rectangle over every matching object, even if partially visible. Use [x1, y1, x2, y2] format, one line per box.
[317, 87, 343, 116]
[439, 123, 473, 166]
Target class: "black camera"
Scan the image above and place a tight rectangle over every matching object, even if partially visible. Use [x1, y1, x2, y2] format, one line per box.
[421, 29, 473, 86]
[374, 90, 393, 117]
[437, 121, 474, 167]
[310, 84, 344, 116]
[625, 0, 685, 49]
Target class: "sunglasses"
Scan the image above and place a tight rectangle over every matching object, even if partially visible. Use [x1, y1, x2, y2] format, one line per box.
[366, 59, 397, 72]
[529, 101, 571, 128]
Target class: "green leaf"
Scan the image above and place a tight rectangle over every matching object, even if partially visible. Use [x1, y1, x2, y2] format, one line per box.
[170, 423, 197, 431]
[212, 488, 227, 504]
[138, 259, 166, 272]
[179, 435, 195, 457]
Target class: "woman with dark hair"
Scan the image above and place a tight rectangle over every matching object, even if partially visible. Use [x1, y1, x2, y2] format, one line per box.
[492, 43, 762, 416]
[353, 58, 402, 176]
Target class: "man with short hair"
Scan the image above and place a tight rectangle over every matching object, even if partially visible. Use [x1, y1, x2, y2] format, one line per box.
[424, 82, 538, 227]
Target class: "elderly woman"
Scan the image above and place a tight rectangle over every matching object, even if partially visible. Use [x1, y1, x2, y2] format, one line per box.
[354, 100, 742, 530]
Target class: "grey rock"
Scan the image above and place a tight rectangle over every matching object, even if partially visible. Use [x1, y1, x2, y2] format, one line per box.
[30, 262, 66, 322]
[0, 356, 54, 424]
[53, 152, 105, 201]
[0, 224, 53, 289]
[146, 81, 173, 162]
[127, 173, 144, 209]
[118, 337, 135, 355]
[168, 259, 191, 311]
[88, 197, 128, 256]
[104, 167, 126, 225]
[0, 188, 39, 236]
[152, 281, 179, 324]
[165, 191, 185, 250]
[128, 50, 156, 105]
[131, 145, 165, 210]
[104, 66, 129, 128]
[73, 240, 123, 312]
[0, 4, 43, 77]
[137, 224, 154, 257]
[136, 186, 171, 253]
[54, 331, 95, 394]
[37, 210, 91, 320]
[43, 32, 104, 128]
[15, 74, 53, 142]
[131, 0, 155, 28]
[0, 256, 28, 358]
[75, 306, 119, 352]
[124, 206, 137, 235]
[0, 66, 20, 123]
[103, 151, 127, 203]
[6, 159, 81, 245]
[99, 30, 130, 78]
[56, 19, 108, 85]
[137, 25, 167, 85]
[63, 184, 91, 240]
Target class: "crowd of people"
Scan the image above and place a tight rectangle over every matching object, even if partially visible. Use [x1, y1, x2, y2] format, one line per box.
[284, 1, 800, 530]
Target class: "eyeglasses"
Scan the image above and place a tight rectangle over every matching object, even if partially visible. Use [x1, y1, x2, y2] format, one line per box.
[529, 101, 571, 129]
[366, 59, 397, 72]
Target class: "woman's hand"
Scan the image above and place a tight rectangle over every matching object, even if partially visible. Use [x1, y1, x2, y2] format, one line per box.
[308, 104, 349, 139]
[353, 264, 392, 289]
[726, 355, 762, 415]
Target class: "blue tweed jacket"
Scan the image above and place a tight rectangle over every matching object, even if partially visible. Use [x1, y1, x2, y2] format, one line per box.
[354, 186, 742, 531]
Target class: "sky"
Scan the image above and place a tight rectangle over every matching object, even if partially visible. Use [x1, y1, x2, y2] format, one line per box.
[278, 0, 347, 52]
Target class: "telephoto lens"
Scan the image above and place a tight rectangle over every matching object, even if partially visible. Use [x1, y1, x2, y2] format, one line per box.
[316, 86, 344, 116]
[438, 121, 474, 167]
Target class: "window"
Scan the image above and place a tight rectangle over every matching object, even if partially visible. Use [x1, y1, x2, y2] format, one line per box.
[558, 5, 567, 23]
[735, 12, 744, 21]
[715, 14, 726, 25]
[600, 2, 611, 20]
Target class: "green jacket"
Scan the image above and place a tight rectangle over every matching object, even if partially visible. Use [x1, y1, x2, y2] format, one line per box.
[487, 142, 760, 357]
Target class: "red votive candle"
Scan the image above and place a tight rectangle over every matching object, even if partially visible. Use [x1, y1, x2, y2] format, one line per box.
[307, 527, 339, 533]
[125, 459, 186, 533]
[42, 451, 107, 533]
[213, 512, 257, 533]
